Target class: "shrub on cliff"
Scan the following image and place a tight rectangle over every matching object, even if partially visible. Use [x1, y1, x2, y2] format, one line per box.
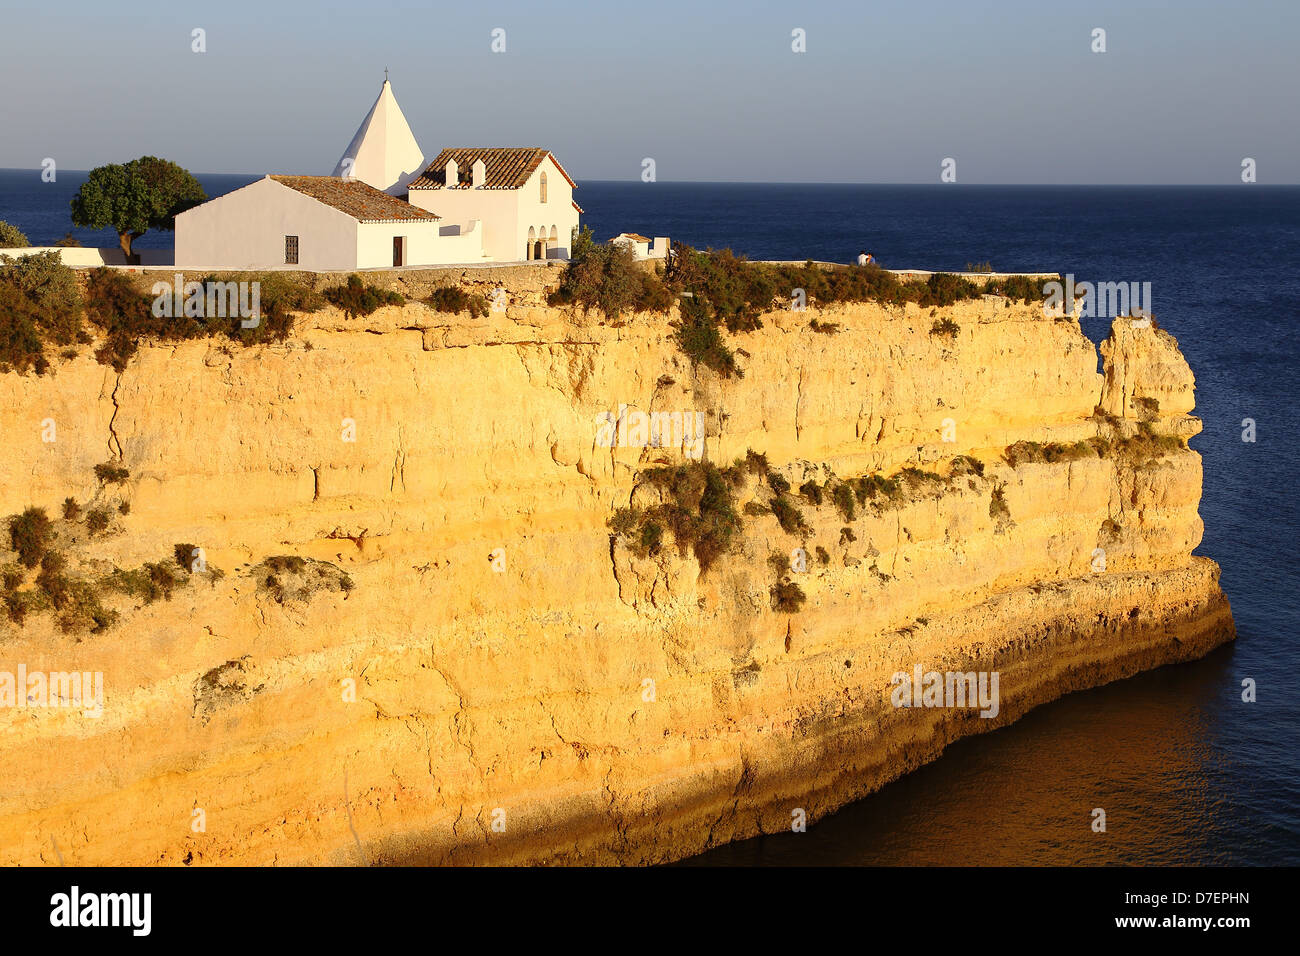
[83, 268, 311, 368]
[252, 556, 353, 604]
[665, 245, 776, 332]
[173, 543, 199, 572]
[770, 579, 806, 613]
[0, 221, 30, 248]
[921, 272, 981, 307]
[951, 455, 985, 478]
[54, 581, 117, 634]
[1, 565, 24, 592]
[799, 479, 824, 506]
[740, 450, 770, 475]
[323, 275, 404, 319]
[84, 268, 181, 371]
[609, 461, 744, 574]
[1120, 426, 1184, 461]
[673, 296, 740, 378]
[35, 552, 70, 609]
[1004, 440, 1098, 467]
[832, 483, 856, 521]
[930, 317, 960, 337]
[989, 486, 1014, 531]
[0, 252, 85, 373]
[105, 561, 185, 604]
[984, 274, 1052, 304]
[206, 271, 322, 345]
[8, 507, 53, 569]
[549, 240, 673, 319]
[0, 290, 47, 375]
[85, 508, 111, 535]
[426, 286, 490, 318]
[643, 461, 744, 573]
[4, 588, 49, 625]
[852, 473, 902, 504]
[94, 461, 130, 484]
[769, 495, 808, 534]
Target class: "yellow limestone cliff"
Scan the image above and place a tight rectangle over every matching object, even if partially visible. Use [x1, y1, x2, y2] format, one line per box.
[0, 288, 1234, 865]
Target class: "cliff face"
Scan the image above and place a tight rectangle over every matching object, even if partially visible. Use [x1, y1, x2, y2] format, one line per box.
[0, 291, 1233, 865]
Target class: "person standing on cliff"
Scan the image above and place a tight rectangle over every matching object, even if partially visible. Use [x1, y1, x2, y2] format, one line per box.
[857, 251, 875, 266]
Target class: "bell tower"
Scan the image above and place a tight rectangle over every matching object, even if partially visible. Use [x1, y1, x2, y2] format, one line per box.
[331, 74, 425, 195]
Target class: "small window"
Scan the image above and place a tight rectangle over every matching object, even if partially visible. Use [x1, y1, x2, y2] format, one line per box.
[285, 236, 299, 265]
[540, 171, 547, 203]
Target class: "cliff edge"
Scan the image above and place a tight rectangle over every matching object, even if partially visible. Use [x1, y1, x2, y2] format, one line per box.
[0, 290, 1234, 865]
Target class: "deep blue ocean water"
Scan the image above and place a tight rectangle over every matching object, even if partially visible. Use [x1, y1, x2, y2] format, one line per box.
[3, 172, 1297, 865]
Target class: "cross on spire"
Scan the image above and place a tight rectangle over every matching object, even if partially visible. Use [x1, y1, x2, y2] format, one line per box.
[384, 67, 389, 83]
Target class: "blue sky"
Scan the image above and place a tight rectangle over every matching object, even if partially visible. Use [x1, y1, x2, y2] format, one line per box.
[1, 0, 1296, 183]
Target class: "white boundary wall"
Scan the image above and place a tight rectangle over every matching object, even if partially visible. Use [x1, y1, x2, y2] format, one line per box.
[0, 247, 173, 266]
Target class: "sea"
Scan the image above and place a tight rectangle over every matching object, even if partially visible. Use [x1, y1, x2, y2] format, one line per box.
[3, 170, 1297, 865]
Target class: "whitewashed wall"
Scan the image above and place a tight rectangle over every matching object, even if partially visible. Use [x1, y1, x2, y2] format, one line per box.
[407, 187, 519, 261]
[356, 219, 458, 268]
[175, 178, 359, 271]
[0, 247, 173, 266]
[516, 157, 579, 260]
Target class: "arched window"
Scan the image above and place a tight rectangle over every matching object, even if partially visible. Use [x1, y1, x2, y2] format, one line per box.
[540, 171, 547, 203]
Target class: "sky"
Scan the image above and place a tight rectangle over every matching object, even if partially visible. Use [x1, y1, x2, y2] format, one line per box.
[1, 0, 1296, 183]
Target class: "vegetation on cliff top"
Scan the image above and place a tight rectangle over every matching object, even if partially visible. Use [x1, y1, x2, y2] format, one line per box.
[323, 274, 405, 318]
[547, 230, 674, 319]
[0, 256, 325, 375]
[426, 285, 490, 318]
[548, 238, 1057, 375]
[0, 220, 30, 248]
[0, 251, 86, 374]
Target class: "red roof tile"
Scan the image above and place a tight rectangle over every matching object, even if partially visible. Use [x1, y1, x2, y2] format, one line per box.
[408, 148, 577, 190]
[269, 175, 440, 222]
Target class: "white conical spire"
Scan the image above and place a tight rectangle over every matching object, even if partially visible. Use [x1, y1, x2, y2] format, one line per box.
[331, 76, 425, 194]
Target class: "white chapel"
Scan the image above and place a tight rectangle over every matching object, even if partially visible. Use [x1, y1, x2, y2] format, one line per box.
[174, 77, 581, 270]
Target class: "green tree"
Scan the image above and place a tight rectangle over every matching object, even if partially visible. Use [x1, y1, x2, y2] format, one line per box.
[70, 157, 206, 263]
[0, 220, 30, 248]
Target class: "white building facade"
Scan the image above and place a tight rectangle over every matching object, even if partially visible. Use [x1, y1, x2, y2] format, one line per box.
[173, 78, 580, 270]
[174, 176, 451, 271]
[405, 148, 581, 261]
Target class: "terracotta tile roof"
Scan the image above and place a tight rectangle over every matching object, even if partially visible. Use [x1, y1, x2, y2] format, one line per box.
[268, 175, 440, 222]
[613, 233, 650, 242]
[572, 200, 584, 214]
[408, 148, 577, 190]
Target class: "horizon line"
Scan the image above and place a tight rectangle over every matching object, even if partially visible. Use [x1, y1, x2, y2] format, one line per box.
[1, 169, 1296, 188]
